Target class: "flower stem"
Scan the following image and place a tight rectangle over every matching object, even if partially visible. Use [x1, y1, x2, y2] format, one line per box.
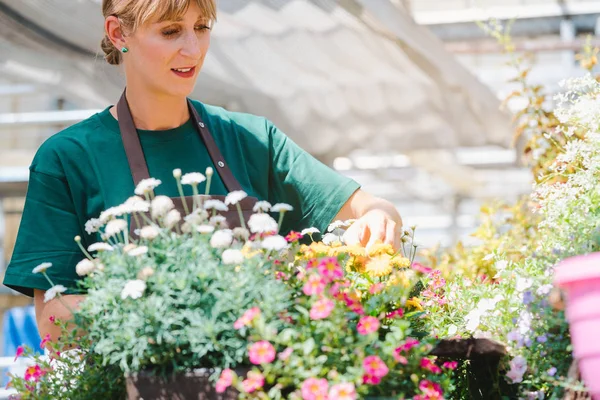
[192, 184, 199, 211]
[74, 236, 92, 260]
[277, 212, 285, 233]
[175, 177, 189, 215]
[236, 203, 247, 230]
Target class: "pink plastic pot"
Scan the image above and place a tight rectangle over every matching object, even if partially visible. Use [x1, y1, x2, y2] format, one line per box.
[554, 253, 600, 399]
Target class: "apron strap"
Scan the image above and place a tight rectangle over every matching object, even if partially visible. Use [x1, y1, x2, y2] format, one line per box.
[116, 89, 243, 192]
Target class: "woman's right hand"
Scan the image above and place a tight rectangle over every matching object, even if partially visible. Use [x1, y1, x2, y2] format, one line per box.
[34, 290, 86, 343]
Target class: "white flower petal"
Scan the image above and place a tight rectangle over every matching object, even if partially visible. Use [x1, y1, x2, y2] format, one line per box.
[225, 190, 248, 205]
[134, 178, 162, 196]
[261, 235, 288, 251]
[120, 280, 146, 300]
[181, 172, 206, 185]
[87, 243, 114, 252]
[271, 203, 293, 213]
[252, 201, 272, 213]
[32, 262, 53, 274]
[222, 249, 245, 265]
[210, 230, 233, 248]
[76, 259, 96, 276]
[44, 285, 67, 303]
[247, 213, 278, 233]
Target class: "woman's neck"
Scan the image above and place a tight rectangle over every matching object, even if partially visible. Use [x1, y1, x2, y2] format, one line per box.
[113, 85, 190, 131]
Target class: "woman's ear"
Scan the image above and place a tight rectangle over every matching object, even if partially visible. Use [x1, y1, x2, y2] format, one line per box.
[105, 15, 127, 49]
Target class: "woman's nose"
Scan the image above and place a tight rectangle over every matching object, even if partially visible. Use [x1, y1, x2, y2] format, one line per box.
[180, 30, 203, 59]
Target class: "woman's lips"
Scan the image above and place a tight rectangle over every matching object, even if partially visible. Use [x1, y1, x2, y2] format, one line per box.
[171, 66, 196, 78]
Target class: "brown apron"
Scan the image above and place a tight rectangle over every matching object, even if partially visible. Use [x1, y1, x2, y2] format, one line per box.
[116, 90, 258, 236]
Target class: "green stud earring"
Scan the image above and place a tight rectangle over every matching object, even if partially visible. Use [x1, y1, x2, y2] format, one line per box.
[121, 47, 128, 53]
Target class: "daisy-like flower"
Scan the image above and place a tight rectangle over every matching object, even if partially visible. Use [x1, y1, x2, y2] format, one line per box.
[303, 274, 327, 296]
[32, 262, 52, 274]
[233, 227, 250, 241]
[140, 225, 160, 240]
[365, 255, 394, 278]
[225, 190, 248, 205]
[134, 178, 162, 196]
[363, 355, 389, 379]
[271, 203, 293, 213]
[209, 215, 228, 228]
[285, 231, 303, 242]
[278, 347, 293, 361]
[248, 213, 278, 233]
[204, 199, 228, 212]
[420, 358, 442, 374]
[309, 298, 335, 320]
[329, 382, 357, 400]
[105, 219, 127, 237]
[248, 341, 276, 365]
[181, 172, 206, 185]
[261, 235, 288, 251]
[137, 267, 155, 280]
[210, 230, 233, 248]
[127, 246, 149, 257]
[301, 227, 320, 236]
[87, 243, 113, 252]
[301, 378, 329, 400]
[234, 307, 261, 329]
[241, 371, 264, 393]
[317, 257, 343, 281]
[76, 259, 96, 277]
[197, 224, 216, 234]
[165, 209, 181, 229]
[151, 196, 174, 219]
[124, 196, 150, 213]
[85, 218, 102, 234]
[44, 285, 67, 303]
[252, 201, 272, 213]
[215, 369, 234, 393]
[357, 316, 380, 335]
[222, 249, 245, 265]
[120, 279, 147, 300]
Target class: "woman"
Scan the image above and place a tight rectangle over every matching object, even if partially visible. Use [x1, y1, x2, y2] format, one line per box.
[3, 0, 402, 339]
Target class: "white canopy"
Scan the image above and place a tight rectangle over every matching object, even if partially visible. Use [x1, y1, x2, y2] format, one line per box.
[0, 0, 511, 161]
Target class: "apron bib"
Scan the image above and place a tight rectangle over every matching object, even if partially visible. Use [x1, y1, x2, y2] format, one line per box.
[116, 90, 258, 236]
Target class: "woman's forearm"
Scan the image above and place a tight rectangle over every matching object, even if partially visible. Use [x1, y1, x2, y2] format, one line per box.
[34, 290, 85, 341]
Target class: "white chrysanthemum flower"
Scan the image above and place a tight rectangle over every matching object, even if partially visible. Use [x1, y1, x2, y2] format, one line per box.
[138, 266, 155, 280]
[271, 203, 293, 213]
[225, 190, 248, 205]
[173, 168, 182, 179]
[322, 233, 339, 245]
[197, 224, 215, 234]
[99, 206, 127, 224]
[233, 227, 250, 241]
[76, 259, 96, 277]
[185, 209, 209, 225]
[203, 199, 228, 212]
[134, 178, 162, 196]
[261, 235, 288, 251]
[151, 196, 174, 219]
[105, 219, 128, 237]
[44, 285, 67, 303]
[181, 172, 206, 185]
[120, 280, 146, 300]
[85, 218, 102, 234]
[328, 220, 351, 232]
[301, 227, 320, 235]
[32, 262, 52, 274]
[87, 243, 114, 252]
[206, 167, 213, 177]
[222, 249, 245, 265]
[165, 209, 181, 229]
[127, 246, 149, 257]
[124, 196, 150, 213]
[140, 225, 160, 240]
[252, 201, 272, 213]
[209, 215, 228, 228]
[248, 213, 278, 233]
[210, 229, 233, 248]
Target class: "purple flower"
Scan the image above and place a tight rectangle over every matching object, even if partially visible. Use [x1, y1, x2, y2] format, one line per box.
[547, 367, 557, 377]
[536, 335, 548, 343]
[524, 338, 533, 348]
[523, 291, 534, 305]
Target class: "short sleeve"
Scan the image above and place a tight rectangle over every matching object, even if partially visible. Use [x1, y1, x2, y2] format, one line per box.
[267, 121, 360, 234]
[3, 170, 84, 297]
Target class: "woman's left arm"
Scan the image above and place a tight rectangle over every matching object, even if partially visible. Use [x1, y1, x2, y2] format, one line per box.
[334, 189, 403, 251]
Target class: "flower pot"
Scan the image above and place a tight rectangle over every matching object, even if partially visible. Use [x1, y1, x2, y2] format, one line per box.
[126, 368, 246, 400]
[555, 253, 600, 399]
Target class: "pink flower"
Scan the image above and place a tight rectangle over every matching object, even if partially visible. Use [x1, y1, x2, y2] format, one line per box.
[385, 309, 404, 319]
[14, 346, 24, 362]
[303, 275, 327, 296]
[392, 351, 408, 364]
[285, 231, 303, 242]
[278, 347, 293, 361]
[422, 289, 436, 298]
[357, 316, 380, 335]
[442, 361, 458, 370]
[310, 298, 335, 320]
[420, 358, 442, 374]
[412, 263, 433, 274]
[343, 293, 365, 315]
[242, 371, 264, 393]
[248, 341, 276, 365]
[215, 369, 234, 393]
[234, 307, 261, 330]
[328, 382, 356, 400]
[49, 315, 56, 323]
[362, 374, 381, 385]
[363, 355, 389, 378]
[416, 379, 444, 399]
[275, 271, 289, 281]
[317, 257, 343, 281]
[24, 365, 46, 382]
[40, 334, 51, 349]
[368, 283, 385, 294]
[301, 377, 329, 400]
[397, 337, 420, 353]
[430, 270, 446, 290]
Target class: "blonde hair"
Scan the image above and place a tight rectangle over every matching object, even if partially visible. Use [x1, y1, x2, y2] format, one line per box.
[101, 0, 217, 65]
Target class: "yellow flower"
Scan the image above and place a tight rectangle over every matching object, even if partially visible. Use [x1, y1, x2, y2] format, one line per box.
[365, 255, 393, 278]
[387, 271, 411, 288]
[406, 297, 424, 311]
[241, 245, 260, 259]
[300, 242, 331, 258]
[367, 242, 394, 257]
[347, 256, 368, 273]
[391, 257, 411, 268]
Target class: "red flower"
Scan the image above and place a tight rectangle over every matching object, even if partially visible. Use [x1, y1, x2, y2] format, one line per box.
[362, 374, 381, 385]
[420, 358, 442, 374]
[14, 346, 24, 362]
[285, 231, 303, 242]
[443, 361, 458, 370]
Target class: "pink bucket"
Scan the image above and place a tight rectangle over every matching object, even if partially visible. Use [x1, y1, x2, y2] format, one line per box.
[555, 253, 600, 399]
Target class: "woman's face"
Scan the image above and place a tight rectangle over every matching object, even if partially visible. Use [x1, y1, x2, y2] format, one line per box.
[124, 2, 211, 98]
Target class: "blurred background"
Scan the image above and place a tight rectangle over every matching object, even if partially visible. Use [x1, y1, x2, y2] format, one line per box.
[0, 0, 597, 395]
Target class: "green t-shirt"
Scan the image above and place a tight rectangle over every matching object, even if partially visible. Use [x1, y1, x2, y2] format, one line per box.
[3, 100, 360, 297]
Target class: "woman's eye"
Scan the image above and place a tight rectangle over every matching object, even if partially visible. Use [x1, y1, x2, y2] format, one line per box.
[162, 29, 179, 37]
[195, 25, 210, 31]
